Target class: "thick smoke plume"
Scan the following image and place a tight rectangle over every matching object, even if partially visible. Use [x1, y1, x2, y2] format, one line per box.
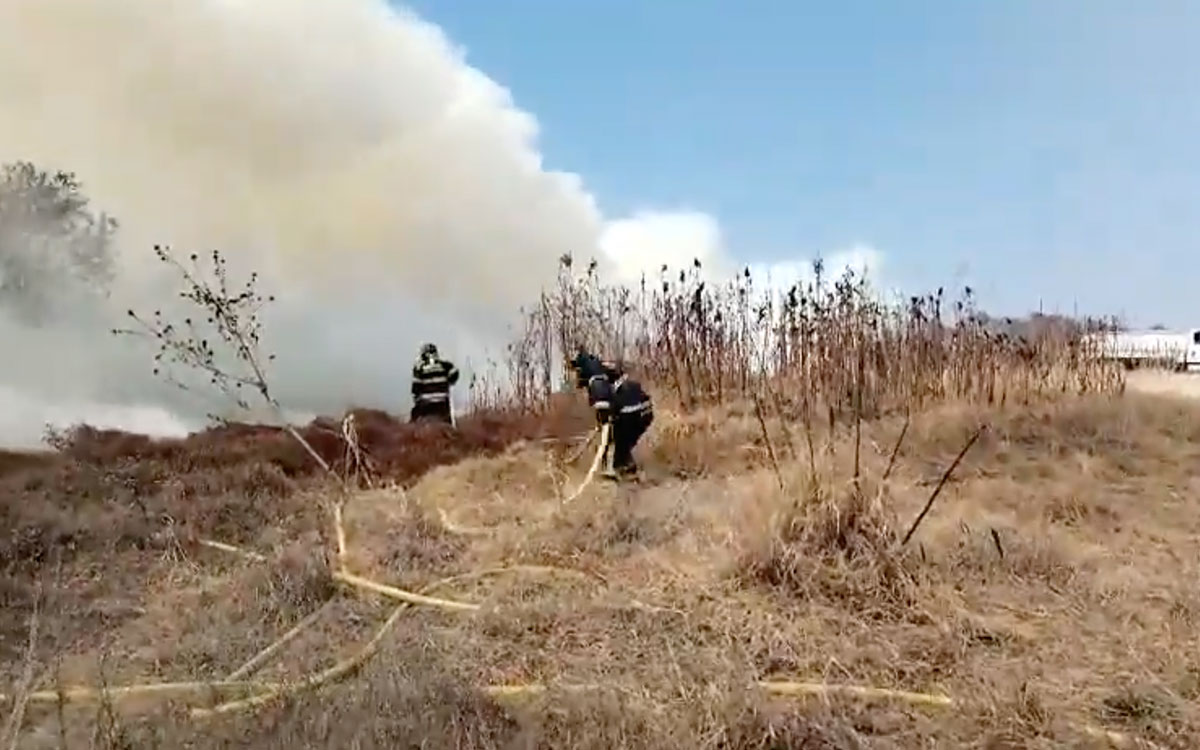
[0, 0, 618, 446]
[0, 0, 880, 448]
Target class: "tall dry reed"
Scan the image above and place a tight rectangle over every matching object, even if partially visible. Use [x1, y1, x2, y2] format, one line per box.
[474, 256, 1123, 419]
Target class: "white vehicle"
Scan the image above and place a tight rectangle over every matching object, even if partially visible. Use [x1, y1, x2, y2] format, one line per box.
[1085, 328, 1200, 372]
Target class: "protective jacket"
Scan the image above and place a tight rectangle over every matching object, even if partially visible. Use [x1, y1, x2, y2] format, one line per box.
[584, 370, 652, 425]
[570, 349, 649, 422]
[411, 354, 459, 406]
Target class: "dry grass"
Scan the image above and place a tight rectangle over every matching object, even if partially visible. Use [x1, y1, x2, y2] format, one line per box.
[4, 386, 1200, 749]
[1125, 370, 1200, 401]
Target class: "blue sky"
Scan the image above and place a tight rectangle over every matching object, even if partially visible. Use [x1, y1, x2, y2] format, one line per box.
[401, 0, 1199, 326]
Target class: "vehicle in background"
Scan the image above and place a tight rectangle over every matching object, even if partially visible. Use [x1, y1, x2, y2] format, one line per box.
[1084, 328, 1200, 372]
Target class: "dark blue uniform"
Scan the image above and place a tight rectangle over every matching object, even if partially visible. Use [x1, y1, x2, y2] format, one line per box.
[572, 350, 653, 477]
[571, 352, 622, 389]
[411, 344, 459, 424]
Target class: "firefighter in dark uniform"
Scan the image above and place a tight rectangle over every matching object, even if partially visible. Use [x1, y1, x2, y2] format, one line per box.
[410, 343, 459, 424]
[569, 347, 653, 479]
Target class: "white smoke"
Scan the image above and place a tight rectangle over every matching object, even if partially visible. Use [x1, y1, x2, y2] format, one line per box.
[750, 243, 886, 294]
[600, 210, 725, 284]
[600, 210, 884, 292]
[0, 0, 881, 448]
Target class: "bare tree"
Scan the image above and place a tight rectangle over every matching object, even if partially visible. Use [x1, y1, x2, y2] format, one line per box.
[114, 245, 334, 476]
[114, 244, 376, 570]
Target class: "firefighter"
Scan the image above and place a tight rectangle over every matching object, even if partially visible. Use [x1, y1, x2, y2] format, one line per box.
[569, 348, 653, 479]
[569, 345, 623, 387]
[410, 342, 459, 424]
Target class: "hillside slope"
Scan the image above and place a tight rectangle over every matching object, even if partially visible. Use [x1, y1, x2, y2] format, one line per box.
[4, 392, 1200, 749]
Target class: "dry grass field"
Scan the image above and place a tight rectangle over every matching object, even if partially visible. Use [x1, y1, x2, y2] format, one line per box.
[1126, 370, 1200, 401]
[3, 261, 1198, 749]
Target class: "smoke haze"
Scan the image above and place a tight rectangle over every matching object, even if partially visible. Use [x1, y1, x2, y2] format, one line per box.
[0, 0, 880, 448]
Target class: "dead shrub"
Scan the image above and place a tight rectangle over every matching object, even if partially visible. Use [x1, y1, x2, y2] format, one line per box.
[644, 408, 769, 479]
[256, 541, 336, 618]
[1093, 683, 1198, 746]
[0, 461, 155, 569]
[1011, 682, 1051, 737]
[938, 526, 1079, 590]
[647, 414, 719, 479]
[28, 401, 561, 495]
[1043, 490, 1120, 528]
[1098, 685, 1178, 727]
[512, 689, 679, 750]
[371, 503, 466, 587]
[536, 491, 689, 561]
[738, 476, 921, 621]
[718, 696, 873, 750]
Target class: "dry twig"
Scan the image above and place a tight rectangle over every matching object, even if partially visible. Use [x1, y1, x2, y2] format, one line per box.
[901, 425, 986, 546]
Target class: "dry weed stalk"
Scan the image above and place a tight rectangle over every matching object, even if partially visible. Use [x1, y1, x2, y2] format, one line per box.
[752, 393, 785, 491]
[476, 255, 1125, 422]
[900, 425, 986, 546]
[881, 411, 910, 482]
[340, 412, 377, 489]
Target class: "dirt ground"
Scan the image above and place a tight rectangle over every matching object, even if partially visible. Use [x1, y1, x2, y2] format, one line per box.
[3, 390, 1200, 749]
[1125, 369, 1200, 401]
